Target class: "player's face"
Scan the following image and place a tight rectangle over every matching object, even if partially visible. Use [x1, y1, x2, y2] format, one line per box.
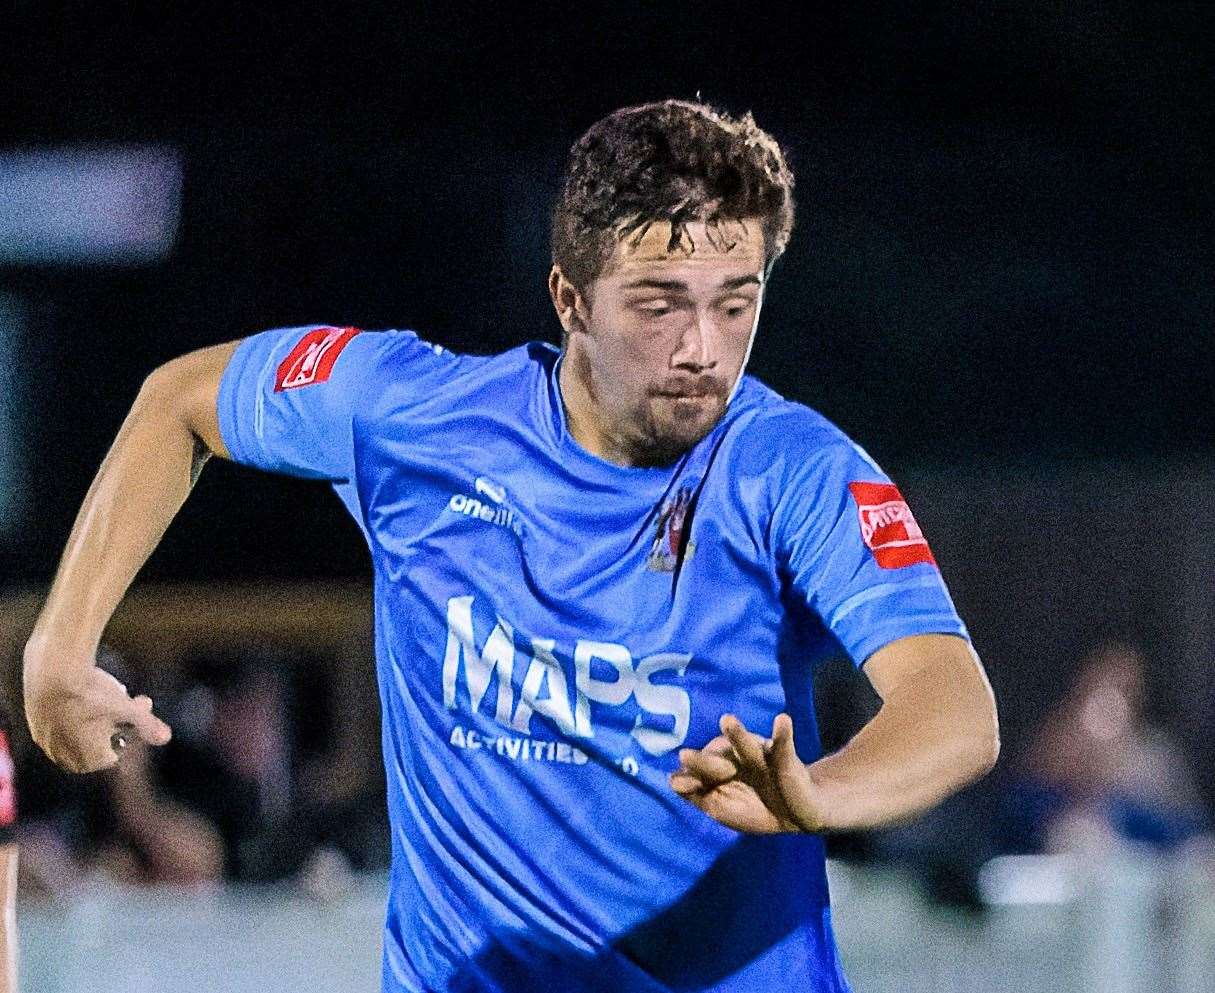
[565, 217, 766, 466]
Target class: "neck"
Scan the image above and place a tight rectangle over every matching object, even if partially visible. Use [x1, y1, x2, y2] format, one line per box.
[557, 346, 639, 467]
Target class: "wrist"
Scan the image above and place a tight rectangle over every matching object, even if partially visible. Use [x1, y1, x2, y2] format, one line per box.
[23, 631, 99, 679]
[797, 761, 843, 834]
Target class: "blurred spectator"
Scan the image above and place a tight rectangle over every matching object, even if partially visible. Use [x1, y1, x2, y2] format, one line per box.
[16, 643, 388, 899]
[92, 736, 224, 886]
[1006, 641, 1207, 854]
[159, 652, 294, 881]
[160, 648, 388, 888]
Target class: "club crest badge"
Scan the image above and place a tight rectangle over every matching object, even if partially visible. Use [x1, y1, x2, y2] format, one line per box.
[647, 485, 697, 572]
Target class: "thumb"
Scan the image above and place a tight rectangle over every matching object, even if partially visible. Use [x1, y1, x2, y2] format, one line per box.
[766, 714, 821, 833]
[126, 694, 173, 747]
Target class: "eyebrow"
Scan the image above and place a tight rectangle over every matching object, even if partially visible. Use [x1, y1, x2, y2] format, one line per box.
[621, 274, 762, 292]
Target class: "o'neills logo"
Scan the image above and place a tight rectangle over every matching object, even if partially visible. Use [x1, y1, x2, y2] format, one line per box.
[447, 491, 523, 538]
[847, 481, 936, 569]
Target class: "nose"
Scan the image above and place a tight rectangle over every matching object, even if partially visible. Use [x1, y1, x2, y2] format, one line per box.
[671, 307, 718, 371]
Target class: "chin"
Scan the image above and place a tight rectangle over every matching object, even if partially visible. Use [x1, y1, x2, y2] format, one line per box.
[634, 403, 725, 466]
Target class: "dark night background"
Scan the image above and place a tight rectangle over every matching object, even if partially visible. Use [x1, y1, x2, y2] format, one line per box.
[1, 1, 1210, 579]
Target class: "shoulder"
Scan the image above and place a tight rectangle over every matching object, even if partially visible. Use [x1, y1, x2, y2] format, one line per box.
[251, 326, 549, 398]
[728, 374, 881, 483]
[722, 376, 891, 550]
[363, 331, 552, 378]
[340, 326, 459, 377]
[228, 328, 552, 404]
[357, 335, 556, 420]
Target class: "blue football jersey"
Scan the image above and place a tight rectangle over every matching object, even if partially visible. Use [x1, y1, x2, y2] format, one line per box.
[217, 324, 969, 993]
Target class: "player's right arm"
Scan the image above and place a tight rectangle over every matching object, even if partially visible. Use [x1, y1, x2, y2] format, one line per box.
[23, 340, 238, 773]
[25, 325, 453, 774]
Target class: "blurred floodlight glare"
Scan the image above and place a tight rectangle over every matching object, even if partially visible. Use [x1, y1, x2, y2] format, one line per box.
[0, 145, 181, 264]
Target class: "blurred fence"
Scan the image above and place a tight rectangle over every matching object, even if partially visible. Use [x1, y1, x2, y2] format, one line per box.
[21, 875, 385, 992]
[830, 854, 1215, 993]
[19, 855, 1215, 992]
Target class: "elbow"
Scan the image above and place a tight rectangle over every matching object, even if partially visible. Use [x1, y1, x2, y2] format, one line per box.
[946, 732, 998, 796]
[137, 361, 183, 411]
[936, 693, 1000, 791]
[960, 656, 1001, 782]
[976, 725, 1001, 778]
[964, 707, 1001, 783]
[132, 361, 201, 440]
[137, 345, 231, 457]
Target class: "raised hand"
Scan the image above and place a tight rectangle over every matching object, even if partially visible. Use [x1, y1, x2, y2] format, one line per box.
[669, 713, 827, 834]
[23, 656, 172, 774]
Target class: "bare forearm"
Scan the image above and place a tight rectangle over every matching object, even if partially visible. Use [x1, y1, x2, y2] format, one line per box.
[807, 682, 999, 832]
[25, 337, 237, 670]
[671, 635, 999, 837]
[23, 343, 233, 771]
[27, 381, 211, 661]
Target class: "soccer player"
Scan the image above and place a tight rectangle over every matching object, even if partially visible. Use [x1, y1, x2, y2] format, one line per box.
[23, 99, 999, 992]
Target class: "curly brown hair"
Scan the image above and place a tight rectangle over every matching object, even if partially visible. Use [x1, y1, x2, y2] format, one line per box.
[550, 98, 796, 300]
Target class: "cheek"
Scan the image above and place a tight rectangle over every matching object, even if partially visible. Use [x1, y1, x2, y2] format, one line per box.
[593, 315, 670, 373]
[711, 318, 756, 372]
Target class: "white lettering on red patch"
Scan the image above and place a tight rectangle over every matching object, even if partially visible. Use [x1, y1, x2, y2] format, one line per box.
[274, 326, 360, 392]
[847, 481, 936, 569]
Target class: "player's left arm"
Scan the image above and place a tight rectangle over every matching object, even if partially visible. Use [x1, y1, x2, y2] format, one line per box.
[799, 632, 998, 831]
[671, 423, 999, 834]
[672, 633, 998, 834]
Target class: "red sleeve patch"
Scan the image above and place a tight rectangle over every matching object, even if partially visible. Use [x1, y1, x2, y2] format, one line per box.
[0, 731, 16, 828]
[847, 481, 937, 569]
[274, 327, 361, 392]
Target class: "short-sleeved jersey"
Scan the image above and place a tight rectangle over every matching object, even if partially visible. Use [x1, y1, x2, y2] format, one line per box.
[218, 325, 969, 993]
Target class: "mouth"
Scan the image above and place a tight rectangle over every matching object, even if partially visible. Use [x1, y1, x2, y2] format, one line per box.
[653, 381, 721, 401]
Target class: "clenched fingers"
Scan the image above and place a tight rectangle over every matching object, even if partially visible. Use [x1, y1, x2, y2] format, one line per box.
[57, 715, 124, 773]
[34, 678, 172, 773]
[668, 772, 706, 797]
